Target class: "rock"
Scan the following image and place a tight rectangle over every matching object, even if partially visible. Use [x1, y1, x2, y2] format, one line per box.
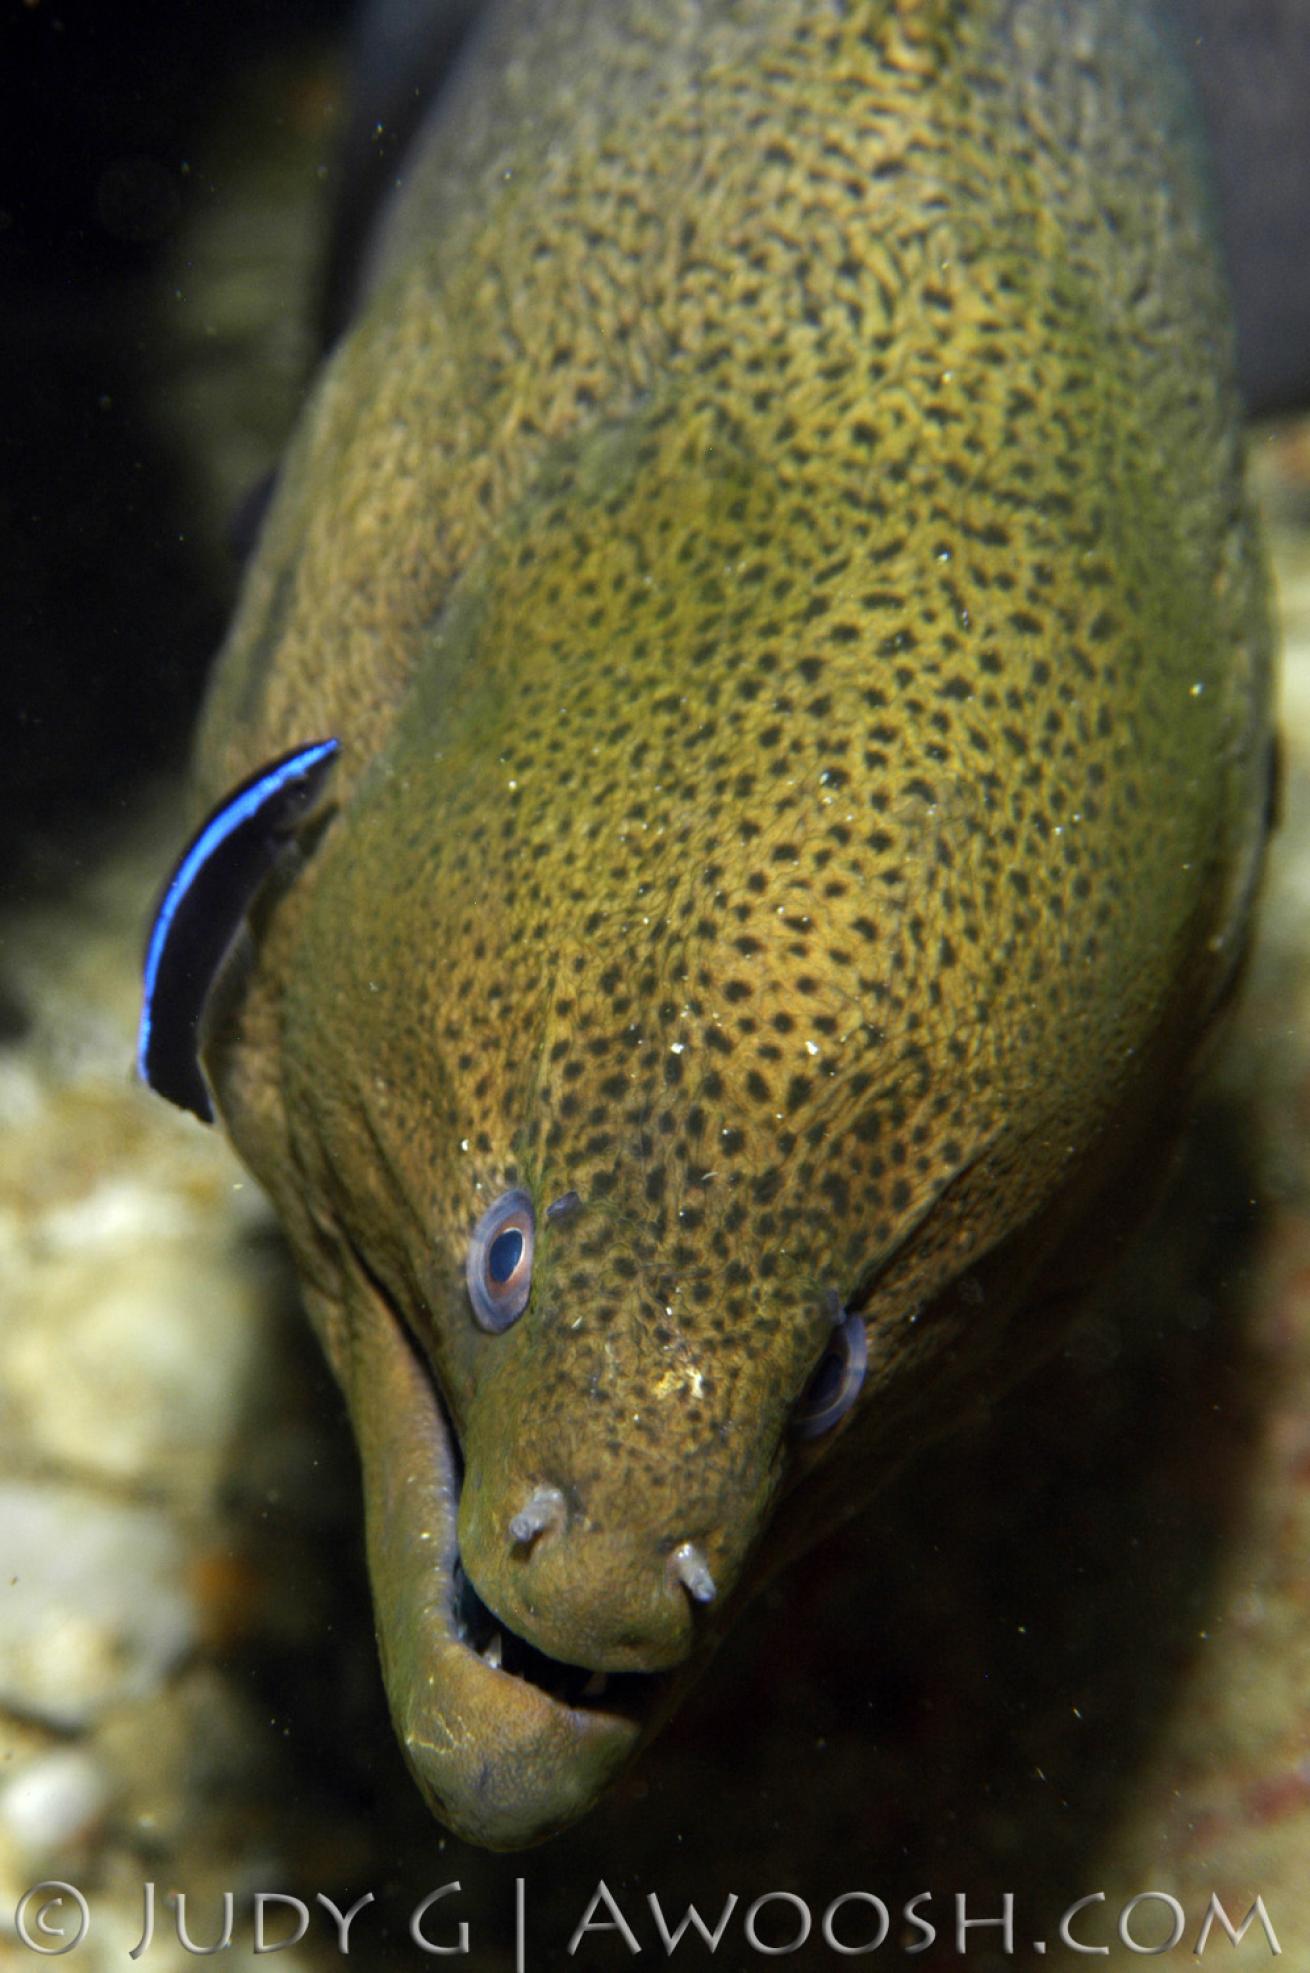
[0, 1747, 110, 1862]
[0, 1483, 195, 1731]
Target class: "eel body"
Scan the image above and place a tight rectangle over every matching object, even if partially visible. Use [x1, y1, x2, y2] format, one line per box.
[169, 0, 1272, 1848]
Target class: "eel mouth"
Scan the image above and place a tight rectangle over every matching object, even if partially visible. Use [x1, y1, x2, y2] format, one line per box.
[450, 1549, 665, 1720]
[345, 1266, 688, 1848]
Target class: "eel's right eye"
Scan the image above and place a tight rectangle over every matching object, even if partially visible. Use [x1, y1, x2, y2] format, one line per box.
[466, 1189, 536, 1332]
[792, 1309, 867, 1439]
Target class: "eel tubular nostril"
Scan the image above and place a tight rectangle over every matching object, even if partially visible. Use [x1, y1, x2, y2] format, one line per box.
[509, 1485, 567, 1548]
[671, 1541, 716, 1606]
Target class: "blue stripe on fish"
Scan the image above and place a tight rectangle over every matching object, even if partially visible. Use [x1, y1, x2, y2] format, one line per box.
[137, 738, 340, 1122]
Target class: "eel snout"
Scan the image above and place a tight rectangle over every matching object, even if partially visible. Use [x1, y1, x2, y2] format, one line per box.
[451, 1337, 786, 1682]
[458, 1470, 721, 1674]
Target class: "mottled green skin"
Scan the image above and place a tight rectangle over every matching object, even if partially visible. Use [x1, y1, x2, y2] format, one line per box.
[195, 0, 1272, 1847]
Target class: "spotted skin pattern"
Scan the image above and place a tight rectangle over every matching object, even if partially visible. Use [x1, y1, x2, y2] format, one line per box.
[190, 0, 1272, 1846]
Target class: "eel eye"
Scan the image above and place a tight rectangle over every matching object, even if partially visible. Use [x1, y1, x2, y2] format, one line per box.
[792, 1310, 867, 1439]
[467, 1188, 535, 1332]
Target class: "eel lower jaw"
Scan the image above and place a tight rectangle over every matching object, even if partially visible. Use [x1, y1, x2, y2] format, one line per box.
[390, 1563, 659, 1851]
[343, 1270, 684, 1848]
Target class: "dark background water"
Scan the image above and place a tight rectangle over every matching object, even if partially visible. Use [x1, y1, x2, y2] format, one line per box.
[2, 0, 351, 859]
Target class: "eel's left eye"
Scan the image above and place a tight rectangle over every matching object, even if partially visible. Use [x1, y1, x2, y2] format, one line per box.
[792, 1310, 867, 1439]
[467, 1188, 535, 1332]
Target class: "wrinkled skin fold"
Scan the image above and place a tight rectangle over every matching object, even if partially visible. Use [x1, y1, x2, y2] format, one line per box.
[187, 0, 1273, 1847]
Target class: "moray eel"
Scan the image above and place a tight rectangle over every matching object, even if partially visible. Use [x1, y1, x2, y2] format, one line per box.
[143, 0, 1274, 1848]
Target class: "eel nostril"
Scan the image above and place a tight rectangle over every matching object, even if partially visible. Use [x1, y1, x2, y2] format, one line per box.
[670, 1541, 716, 1606]
[509, 1484, 567, 1549]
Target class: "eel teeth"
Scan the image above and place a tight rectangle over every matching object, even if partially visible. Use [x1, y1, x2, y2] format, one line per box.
[482, 1631, 504, 1670]
[582, 1671, 609, 1699]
